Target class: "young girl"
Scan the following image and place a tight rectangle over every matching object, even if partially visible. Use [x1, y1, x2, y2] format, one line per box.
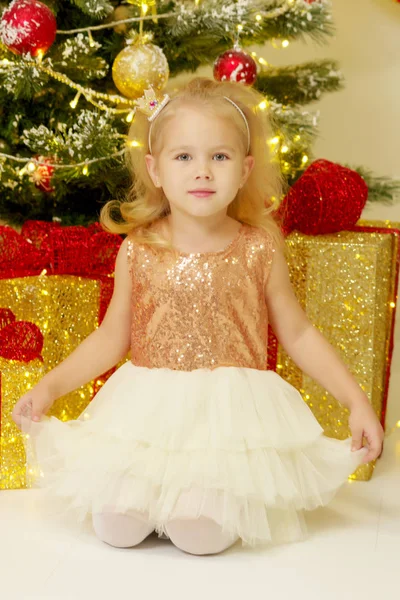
[13, 77, 383, 556]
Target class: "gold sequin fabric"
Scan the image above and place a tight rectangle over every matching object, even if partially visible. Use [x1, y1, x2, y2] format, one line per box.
[127, 222, 275, 371]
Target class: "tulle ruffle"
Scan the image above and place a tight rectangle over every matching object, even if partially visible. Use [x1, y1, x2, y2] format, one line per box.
[21, 363, 367, 547]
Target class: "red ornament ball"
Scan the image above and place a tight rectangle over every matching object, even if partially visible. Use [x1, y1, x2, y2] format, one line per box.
[213, 46, 257, 86]
[31, 155, 55, 193]
[0, 0, 57, 56]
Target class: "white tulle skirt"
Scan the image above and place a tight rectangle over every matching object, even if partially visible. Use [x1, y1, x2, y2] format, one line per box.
[21, 362, 367, 547]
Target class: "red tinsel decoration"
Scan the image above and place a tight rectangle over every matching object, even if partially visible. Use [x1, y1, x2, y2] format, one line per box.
[0, 221, 121, 279]
[0, 0, 57, 57]
[276, 159, 368, 236]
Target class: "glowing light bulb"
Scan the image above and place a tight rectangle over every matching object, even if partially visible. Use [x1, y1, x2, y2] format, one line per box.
[70, 91, 81, 109]
[126, 110, 135, 123]
[82, 164, 89, 176]
[88, 30, 96, 47]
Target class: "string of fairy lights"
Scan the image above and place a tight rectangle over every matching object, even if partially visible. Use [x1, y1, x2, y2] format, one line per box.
[0, 0, 305, 177]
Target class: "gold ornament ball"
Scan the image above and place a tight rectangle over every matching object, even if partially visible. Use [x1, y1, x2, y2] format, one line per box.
[112, 43, 169, 100]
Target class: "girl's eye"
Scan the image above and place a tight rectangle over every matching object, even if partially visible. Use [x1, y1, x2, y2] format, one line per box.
[175, 153, 229, 161]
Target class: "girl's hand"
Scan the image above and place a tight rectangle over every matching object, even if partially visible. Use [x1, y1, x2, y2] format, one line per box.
[349, 399, 384, 464]
[12, 385, 55, 431]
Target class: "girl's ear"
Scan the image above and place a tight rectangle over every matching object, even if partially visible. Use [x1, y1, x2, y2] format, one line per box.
[145, 154, 161, 188]
[241, 155, 255, 186]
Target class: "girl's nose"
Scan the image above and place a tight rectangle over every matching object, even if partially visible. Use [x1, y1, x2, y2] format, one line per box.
[195, 164, 213, 179]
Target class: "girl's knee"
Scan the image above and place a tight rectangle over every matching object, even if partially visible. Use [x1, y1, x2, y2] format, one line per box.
[165, 516, 239, 556]
[92, 508, 154, 548]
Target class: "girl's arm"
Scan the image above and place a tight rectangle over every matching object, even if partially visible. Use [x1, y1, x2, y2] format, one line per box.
[264, 247, 384, 462]
[34, 237, 133, 400]
[264, 247, 369, 411]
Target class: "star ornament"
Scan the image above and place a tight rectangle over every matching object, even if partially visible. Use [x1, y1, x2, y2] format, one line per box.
[136, 87, 170, 122]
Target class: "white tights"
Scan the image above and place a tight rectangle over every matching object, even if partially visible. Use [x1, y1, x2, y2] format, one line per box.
[92, 506, 239, 555]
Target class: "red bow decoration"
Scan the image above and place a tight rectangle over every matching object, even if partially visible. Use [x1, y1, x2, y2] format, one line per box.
[0, 308, 44, 362]
[276, 159, 368, 236]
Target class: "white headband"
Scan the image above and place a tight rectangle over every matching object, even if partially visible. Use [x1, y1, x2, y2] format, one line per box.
[137, 88, 251, 155]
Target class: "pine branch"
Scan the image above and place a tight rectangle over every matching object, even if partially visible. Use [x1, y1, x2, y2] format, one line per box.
[150, 1, 334, 75]
[256, 60, 344, 105]
[49, 33, 109, 81]
[271, 100, 319, 143]
[69, 0, 114, 19]
[0, 52, 49, 99]
[159, 0, 334, 45]
[346, 166, 400, 205]
[252, 0, 335, 45]
[22, 110, 123, 164]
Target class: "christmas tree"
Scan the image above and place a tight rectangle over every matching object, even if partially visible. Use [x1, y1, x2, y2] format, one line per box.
[0, 0, 397, 227]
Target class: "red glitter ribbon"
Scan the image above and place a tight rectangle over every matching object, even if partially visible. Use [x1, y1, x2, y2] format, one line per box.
[276, 159, 368, 236]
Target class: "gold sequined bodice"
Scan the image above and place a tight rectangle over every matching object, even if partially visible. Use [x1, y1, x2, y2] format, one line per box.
[127, 221, 275, 371]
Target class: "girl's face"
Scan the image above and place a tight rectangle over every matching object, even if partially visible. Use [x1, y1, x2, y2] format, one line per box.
[145, 105, 254, 221]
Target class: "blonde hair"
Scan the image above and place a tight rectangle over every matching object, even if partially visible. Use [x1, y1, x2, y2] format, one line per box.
[100, 77, 286, 251]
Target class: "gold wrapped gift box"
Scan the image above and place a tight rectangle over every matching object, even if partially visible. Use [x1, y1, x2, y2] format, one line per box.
[276, 221, 399, 480]
[0, 275, 102, 489]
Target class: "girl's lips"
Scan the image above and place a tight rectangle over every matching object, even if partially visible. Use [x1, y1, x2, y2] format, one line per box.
[189, 191, 215, 198]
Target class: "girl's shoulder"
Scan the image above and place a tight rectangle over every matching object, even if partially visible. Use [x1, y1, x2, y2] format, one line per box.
[242, 222, 276, 252]
[126, 219, 163, 240]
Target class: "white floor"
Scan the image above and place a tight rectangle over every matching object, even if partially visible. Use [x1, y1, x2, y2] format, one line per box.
[0, 421, 399, 600]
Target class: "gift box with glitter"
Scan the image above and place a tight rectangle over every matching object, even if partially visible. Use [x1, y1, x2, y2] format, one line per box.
[0, 222, 122, 489]
[268, 221, 399, 481]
